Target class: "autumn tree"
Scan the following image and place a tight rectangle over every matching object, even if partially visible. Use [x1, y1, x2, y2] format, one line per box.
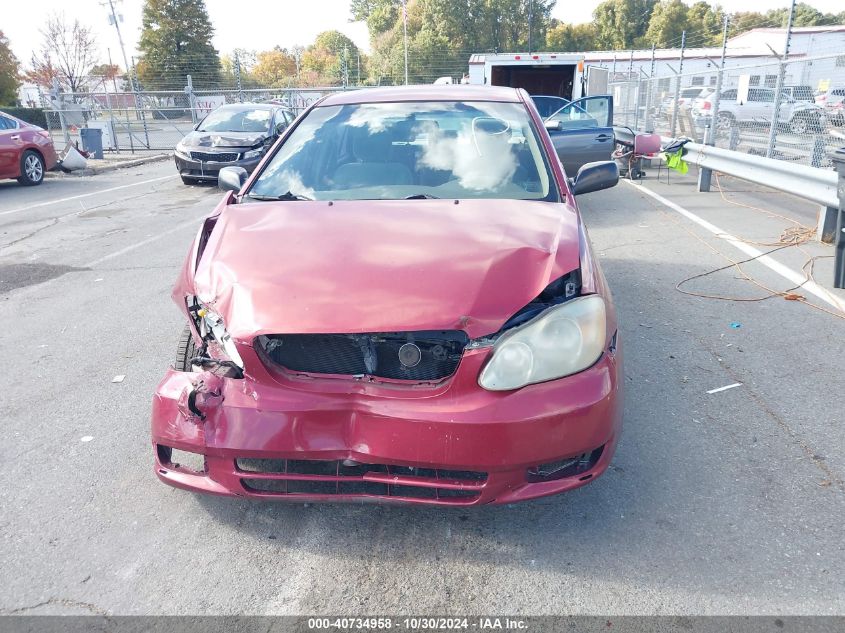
[0, 31, 20, 105]
[138, 0, 221, 89]
[27, 14, 99, 93]
[253, 49, 297, 87]
[302, 31, 360, 85]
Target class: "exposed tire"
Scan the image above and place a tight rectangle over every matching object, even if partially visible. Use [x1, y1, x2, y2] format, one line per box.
[175, 324, 200, 371]
[17, 150, 45, 186]
[716, 112, 734, 130]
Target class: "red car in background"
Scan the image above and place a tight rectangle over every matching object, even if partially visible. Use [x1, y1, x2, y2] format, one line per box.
[151, 85, 623, 505]
[0, 110, 58, 186]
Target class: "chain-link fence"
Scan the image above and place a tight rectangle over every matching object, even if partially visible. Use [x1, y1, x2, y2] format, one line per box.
[612, 51, 845, 169]
[42, 85, 360, 153]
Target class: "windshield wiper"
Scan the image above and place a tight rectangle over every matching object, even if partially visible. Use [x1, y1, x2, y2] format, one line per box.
[246, 191, 313, 202]
[403, 193, 440, 199]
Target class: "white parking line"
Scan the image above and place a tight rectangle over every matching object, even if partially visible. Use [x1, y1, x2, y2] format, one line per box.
[0, 175, 176, 217]
[625, 180, 845, 314]
[84, 216, 203, 267]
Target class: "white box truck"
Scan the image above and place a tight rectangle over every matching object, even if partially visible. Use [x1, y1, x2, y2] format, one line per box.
[467, 53, 608, 100]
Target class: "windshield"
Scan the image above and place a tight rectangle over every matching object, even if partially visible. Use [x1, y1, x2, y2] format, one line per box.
[197, 107, 272, 133]
[248, 101, 556, 201]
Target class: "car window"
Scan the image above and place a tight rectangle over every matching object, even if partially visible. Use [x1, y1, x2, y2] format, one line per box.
[531, 96, 569, 119]
[0, 115, 17, 130]
[249, 100, 555, 202]
[682, 89, 701, 98]
[197, 107, 272, 133]
[749, 89, 774, 103]
[546, 102, 598, 129]
[272, 109, 288, 131]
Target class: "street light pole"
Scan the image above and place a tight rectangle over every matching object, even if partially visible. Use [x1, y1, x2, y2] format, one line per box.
[103, 0, 132, 91]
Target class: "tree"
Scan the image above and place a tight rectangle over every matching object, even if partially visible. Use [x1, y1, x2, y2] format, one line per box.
[138, 0, 221, 90]
[545, 22, 597, 52]
[302, 31, 360, 85]
[644, 0, 688, 48]
[593, 0, 657, 49]
[27, 14, 99, 93]
[0, 31, 20, 105]
[686, 2, 724, 46]
[252, 49, 297, 88]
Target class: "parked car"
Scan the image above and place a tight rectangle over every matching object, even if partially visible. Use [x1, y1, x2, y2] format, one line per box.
[151, 85, 623, 505]
[693, 87, 826, 134]
[659, 87, 712, 118]
[783, 85, 815, 102]
[0, 110, 58, 186]
[543, 95, 615, 174]
[174, 103, 295, 184]
[816, 88, 845, 126]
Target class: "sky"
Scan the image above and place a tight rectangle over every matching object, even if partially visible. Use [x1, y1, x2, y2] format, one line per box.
[3, 0, 845, 68]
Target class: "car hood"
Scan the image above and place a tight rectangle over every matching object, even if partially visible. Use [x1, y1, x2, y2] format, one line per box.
[192, 198, 581, 340]
[181, 130, 268, 149]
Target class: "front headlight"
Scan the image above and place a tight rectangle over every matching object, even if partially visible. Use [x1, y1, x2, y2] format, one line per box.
[196, 305, 244, 369]
[242, 147, 263, 160]
[478, 295, 606, 391]
[175, 140, 189, 157]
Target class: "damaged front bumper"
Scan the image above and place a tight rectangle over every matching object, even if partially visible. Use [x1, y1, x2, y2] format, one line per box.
[151, 345, 622, 505]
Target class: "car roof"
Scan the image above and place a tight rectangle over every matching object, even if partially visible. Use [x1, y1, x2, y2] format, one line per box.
[319, 85, 523, 106]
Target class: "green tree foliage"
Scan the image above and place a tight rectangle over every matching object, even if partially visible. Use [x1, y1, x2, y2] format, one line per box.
[685, 2, 724, 46]
[592, 0, 656, 49]
[301, 30, 360, 85]
[0, 31, 20, 105]
[138, 0, 221, 89]
[644, 0, 689, 48]
[544, 22, 598, 52]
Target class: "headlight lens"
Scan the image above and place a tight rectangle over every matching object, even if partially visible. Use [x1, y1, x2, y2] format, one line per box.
[478, 295, 606, 391]
[242, 147, 263, 160]
[196, 305, 244, 368]
[175, 140, 189, 156]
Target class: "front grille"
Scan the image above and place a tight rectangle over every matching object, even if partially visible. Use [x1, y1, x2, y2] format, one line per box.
[190, 150, 239, 162]
[236, 458, 486, 503]
[258, 331, 469, 381]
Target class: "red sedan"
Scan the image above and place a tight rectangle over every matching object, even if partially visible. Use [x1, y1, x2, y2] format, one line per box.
[151, 85, 623, 505]
[0, 111, 57, 186]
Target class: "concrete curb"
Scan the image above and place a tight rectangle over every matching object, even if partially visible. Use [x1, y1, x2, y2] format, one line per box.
[46, 152, 173, 178]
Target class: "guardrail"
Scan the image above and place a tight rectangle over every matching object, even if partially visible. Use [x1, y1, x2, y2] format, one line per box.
[681, 140, 838, 210]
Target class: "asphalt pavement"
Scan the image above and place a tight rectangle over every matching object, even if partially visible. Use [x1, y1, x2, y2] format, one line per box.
[1, 162, 843, 616]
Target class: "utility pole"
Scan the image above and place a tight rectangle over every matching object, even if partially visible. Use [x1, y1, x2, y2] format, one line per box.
[767, 0, 796, 158]
[644, 43, 656, 131]
[102, 0, 132, 98]
[670, 29, 686, 137]
[402, 0, 409, 85]
[528, 0, 533, 53]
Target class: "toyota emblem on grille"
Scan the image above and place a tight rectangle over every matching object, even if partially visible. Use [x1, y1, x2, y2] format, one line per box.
[398, 343, 422, 368]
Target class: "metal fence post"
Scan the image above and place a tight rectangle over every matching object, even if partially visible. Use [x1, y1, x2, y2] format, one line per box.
[234, 54, 244, 103]
[671, 30, 686, 137]
[130, 56, 150, 150]
[766, 0, 795, 159]
[186, 74, 197, 125]
[831, 148, 845, 288]
[697, 125, 713, 192]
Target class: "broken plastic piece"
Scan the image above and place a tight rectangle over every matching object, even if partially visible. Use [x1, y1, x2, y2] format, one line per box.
[112, 375, 125, 383]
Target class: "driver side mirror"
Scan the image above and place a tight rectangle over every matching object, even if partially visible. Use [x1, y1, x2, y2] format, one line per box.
[274, 122, 287, 136]
[218, 166, 248, 192]
[569, 161, 619, 196]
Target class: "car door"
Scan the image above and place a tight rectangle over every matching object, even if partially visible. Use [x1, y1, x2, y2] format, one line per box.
[0, 114, 22, 178]
[747, 88, 774, 124]
[544, 95, 614, 175]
